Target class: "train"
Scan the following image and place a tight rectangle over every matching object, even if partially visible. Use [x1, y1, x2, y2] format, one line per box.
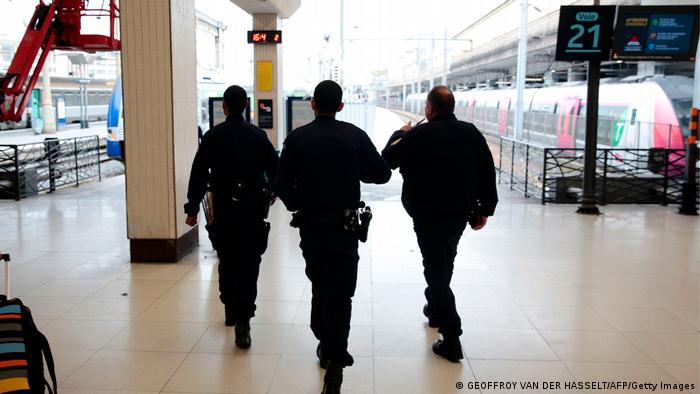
[405, 75, 693, 151]
[105, 76, 231, 159]
[0, 77, 115, 131]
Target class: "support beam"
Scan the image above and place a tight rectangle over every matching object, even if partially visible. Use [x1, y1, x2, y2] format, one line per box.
[121, 0, 199, 262]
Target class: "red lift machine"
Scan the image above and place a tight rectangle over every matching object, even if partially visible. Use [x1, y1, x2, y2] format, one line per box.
[0, 0, 121, 123]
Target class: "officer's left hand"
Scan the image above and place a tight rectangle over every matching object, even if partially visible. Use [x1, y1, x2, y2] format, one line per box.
[185, 215, 198, 227]
[471, 216, 488, 231]
[400, 121, 413, 132]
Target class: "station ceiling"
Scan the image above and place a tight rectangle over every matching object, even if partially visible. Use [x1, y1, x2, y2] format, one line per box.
[230, 0, 301, 18]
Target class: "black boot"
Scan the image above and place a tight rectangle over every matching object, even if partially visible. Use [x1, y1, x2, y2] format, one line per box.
[316, 343, 328, 369]
[235, 321, 251, 349]
[422, 303, 438, 328]
[321, 362, 343, 394]
[224, 306, 235, 327]
[432, 337, 463, 362]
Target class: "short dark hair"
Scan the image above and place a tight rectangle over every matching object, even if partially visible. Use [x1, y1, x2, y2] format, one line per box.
[313, 80, 343, 113]
[223, 85, 247, 115]
[427, 86, 455, 114]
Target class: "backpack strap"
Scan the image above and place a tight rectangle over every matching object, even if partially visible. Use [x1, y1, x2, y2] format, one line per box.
[37, 331, 58, 394]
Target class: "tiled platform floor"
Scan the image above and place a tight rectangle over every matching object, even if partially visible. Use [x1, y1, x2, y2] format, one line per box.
[0, 174, 698, 393]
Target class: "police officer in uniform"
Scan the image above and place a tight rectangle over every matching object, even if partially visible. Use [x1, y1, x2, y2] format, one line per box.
[185, 85, 278, 349]
[274, 80, 391, 394]
[382, 86, 498, 362]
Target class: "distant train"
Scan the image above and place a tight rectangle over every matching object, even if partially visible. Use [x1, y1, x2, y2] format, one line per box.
[105, 76, 231, 159]
[406, 75, 693, 150]
[0, 77, 115, 130]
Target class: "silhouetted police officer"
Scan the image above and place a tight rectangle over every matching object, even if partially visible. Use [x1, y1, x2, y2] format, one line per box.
[185, 85, 278, 349]
[382, 86, 498, 362]
[274, 80, 391, 394]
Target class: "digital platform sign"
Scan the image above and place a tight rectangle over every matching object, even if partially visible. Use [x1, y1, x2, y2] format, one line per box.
[612, 6, 699, 61]
[247, 30, 282, 44]
[258, 99, 274, 129]
[555, 6, 616, 61]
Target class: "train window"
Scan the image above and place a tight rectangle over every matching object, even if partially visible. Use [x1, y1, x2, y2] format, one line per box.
[672, 99, 692, 129]
[599, 106, 628, 122]
[530, 102, 556, 113]
[630, 109, 637, 125]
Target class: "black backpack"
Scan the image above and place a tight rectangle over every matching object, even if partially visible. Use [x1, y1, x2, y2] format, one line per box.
[0, 254, 57, 393]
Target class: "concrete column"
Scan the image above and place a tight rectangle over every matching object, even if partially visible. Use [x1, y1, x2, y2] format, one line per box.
[120, 0, 199, 262]
[402, 84, 406, 111]
[41, 62, 57, 134]
[253, 14, 284, 149]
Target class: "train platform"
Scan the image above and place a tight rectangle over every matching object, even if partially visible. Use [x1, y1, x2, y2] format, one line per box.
[0, 151, 696, 392]
[0, 122, 108, 146]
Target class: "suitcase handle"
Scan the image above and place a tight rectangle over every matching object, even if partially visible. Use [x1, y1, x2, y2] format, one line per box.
[0, 254, 9, 299]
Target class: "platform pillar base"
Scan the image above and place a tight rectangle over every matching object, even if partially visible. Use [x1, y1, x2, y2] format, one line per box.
[129, 226, 199, 263]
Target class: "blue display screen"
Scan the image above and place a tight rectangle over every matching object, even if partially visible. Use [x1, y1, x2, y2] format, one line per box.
[613, 6, 699, 60]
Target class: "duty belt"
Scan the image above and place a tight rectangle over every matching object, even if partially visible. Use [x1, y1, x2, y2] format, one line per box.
[290, 202, 373, 243]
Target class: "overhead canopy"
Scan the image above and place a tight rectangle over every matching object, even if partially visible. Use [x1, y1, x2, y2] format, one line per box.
[230, 0, 301, 19]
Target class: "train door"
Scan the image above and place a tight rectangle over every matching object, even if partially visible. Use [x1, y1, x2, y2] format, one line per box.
[466, 99, 476, 123]
[497, 98, 511, 136]
[556, 97, 580, 148]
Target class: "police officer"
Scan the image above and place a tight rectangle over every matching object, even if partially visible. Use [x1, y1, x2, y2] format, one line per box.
[184, 85, 278, 349]
[274, 80, 391, 394]
[381, 86, 498, 362]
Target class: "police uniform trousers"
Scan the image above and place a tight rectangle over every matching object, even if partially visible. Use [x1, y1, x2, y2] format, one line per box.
[299, 221, 359, 368]
[413, 214, 468, 338]
[213, 199, 270, 323]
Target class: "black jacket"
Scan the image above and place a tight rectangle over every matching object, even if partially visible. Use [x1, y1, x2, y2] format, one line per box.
[381, 113, 498, 218]
[184, 115, 279, 216]
[273, 116, 391, 216]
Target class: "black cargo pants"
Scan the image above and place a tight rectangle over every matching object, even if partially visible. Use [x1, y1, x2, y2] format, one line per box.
[299, 222, 359, 368]
[413, 215, 468, 338]
[213, 200, 270, 323]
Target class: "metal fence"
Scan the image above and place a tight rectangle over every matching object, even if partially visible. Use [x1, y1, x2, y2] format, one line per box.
[497, 137, 692, 205]
[0, 136, 101, 200]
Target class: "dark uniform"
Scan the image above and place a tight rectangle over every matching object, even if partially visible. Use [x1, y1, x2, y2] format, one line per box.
[381, 112, 498, 339]
[185, 114, 279, 324]
[274, 116, 391, 367]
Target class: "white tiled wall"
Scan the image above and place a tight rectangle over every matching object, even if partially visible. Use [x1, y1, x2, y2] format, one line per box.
[121, 0, 198, 240]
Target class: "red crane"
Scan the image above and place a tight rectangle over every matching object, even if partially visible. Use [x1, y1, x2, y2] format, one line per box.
[0, 0, 121, 123]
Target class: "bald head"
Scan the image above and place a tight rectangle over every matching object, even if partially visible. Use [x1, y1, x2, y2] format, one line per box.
[426, 86, 455, 117]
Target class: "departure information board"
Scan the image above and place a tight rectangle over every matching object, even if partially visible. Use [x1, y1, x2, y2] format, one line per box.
[247, 30, 282, 44]
[612, 6, 699, 61]
[555, 6, 616, 61]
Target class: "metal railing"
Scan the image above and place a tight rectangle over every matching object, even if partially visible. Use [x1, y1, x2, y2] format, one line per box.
[0, 136, 101, 200]
[498, 137, 545, 198]
[497, 137, 693, 205]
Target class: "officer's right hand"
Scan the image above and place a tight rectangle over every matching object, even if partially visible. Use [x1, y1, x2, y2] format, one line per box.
[185, 215, 198, 227]
[400, 121, 413, 132]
